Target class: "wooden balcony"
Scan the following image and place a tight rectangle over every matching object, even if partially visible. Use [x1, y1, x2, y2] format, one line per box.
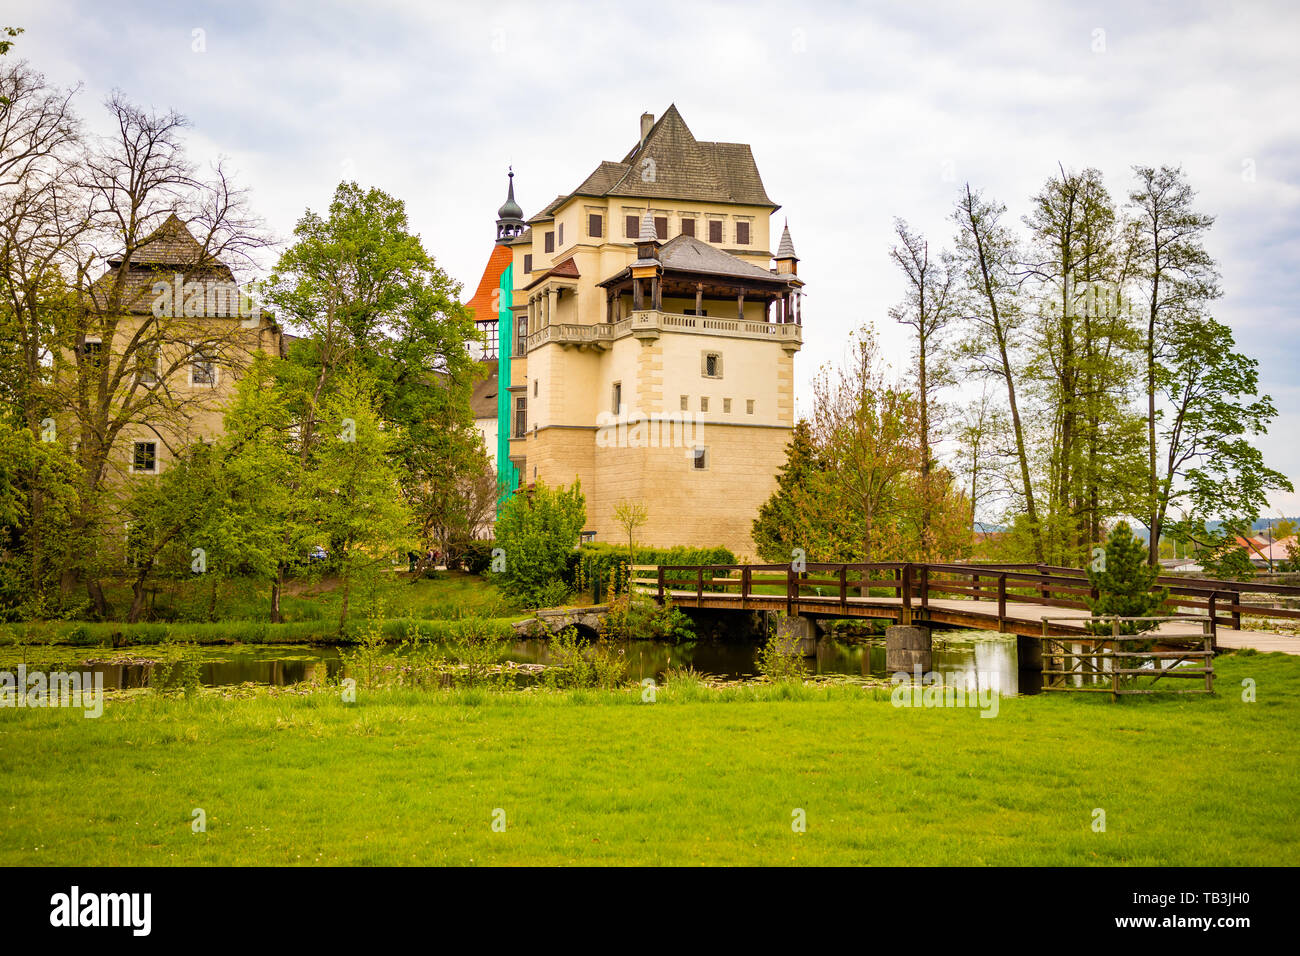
[524, 310, 802, 353]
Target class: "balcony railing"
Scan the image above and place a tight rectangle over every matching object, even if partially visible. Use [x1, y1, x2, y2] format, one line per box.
[524, 311, 802, 352]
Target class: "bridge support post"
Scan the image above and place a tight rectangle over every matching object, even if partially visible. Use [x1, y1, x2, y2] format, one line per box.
[777, 613, 818, 657]
[886, 624, 931, 674]
[1016, 634, 1042, 673]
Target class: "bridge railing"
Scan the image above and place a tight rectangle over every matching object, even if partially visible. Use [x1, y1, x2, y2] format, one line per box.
[636, 561, 1300, 636]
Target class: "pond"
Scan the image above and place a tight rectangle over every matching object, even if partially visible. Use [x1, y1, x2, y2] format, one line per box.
[28, 631, 1039, 695]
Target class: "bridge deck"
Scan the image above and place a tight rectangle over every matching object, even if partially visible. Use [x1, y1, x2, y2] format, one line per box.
[651, 590, 1299, 654]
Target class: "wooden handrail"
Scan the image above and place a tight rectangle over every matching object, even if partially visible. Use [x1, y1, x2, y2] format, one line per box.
[649, 559, 1299, 625]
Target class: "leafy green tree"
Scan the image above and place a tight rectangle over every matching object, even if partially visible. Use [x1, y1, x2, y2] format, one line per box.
[1154, 315, 1291, 552]
[1085, 522, 1167, 634]
[493, 479, 586, 608]
[1128, 165, 1223, 564]
[309, 367, 415, 630]
[260, 182, 484, 561]
[752, 421, 827, 562]
[0, 418, 79, 618]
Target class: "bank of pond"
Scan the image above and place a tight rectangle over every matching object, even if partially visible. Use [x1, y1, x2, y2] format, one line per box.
[0, 631, 1037, 696]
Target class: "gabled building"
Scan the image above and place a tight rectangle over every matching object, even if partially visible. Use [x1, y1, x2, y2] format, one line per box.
[75, 214, 282, 482]
[468, 106, 804, 556]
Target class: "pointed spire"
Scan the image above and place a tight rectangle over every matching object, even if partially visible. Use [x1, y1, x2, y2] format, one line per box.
[497, 166, 523, 221]
[495, 166, 525, 244]
[776, 219, 797, 260]
[639, 209, 657, 242]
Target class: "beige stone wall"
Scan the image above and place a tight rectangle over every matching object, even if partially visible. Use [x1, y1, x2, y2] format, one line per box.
[510, 190, 797, 555]
[587, 421, 790, 559]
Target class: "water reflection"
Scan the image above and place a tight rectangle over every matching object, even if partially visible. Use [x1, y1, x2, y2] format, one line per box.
[60, 631, 1038, 695]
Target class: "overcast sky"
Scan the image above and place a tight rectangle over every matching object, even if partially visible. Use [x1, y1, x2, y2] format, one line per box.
[8, 0, 1300, 518]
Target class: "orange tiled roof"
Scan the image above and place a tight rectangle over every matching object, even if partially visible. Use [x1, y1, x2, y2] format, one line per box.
[466, 245, 512, 323]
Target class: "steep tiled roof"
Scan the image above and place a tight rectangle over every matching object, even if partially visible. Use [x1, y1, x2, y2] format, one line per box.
[658, 234, 789, 282]
[609, 105, 775, 206]
[600, 234, 796, 288]
[466, 244, 513, 322]
[522, 255, 581, 291]
[776, 221, 798, 259]
[108, 213, 219, 268]
[527, 105, 777, 224]
[90, 214, 240, 314]
[527, 196, 567, 225]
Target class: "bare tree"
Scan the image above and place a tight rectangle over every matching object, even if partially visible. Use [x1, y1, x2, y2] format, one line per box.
[952, 183, 1043, 562]
[48, 93, 269, 615]
[889, 217, 959, 558]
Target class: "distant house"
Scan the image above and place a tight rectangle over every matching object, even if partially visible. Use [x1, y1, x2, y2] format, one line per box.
[1256, 535, 1296, 568]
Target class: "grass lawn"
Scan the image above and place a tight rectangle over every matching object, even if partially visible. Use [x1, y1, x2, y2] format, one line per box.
[1, 652, 1296, 866]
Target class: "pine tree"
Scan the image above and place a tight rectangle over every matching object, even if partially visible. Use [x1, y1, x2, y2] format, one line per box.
[1085, 522, 1167, 635]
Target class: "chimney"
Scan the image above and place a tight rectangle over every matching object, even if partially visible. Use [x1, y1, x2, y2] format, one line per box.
[640, 112, 654, 148]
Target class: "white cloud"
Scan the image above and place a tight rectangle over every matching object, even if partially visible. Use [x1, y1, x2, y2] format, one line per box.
[9, 0, 1300, 511]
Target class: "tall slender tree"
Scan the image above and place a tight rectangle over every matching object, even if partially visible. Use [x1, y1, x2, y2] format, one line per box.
[1128, 165, 1221, 563]
[889, 218, 959, 558]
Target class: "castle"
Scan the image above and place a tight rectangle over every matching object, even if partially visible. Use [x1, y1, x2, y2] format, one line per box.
[467, 105, 804, 557]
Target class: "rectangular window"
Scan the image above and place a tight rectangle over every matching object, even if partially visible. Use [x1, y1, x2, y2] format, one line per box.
[516, 313, 528, 353]
[723, 398, 731, 413]
[544, 231, 555, 253]
[680, 394, 688, 411]
[137, 347, 159, 385]
[692, 447, 708, 471]
[747, 399, 755, 415]
[191, 351, 216, 387]
[680, 218, 695, 238]
[558, 223, 564, 246]
[131, 441, 157, 474]
[82, 339, 103, 368]
[589, 213, 603, 238]
[533, 379, 538, 397]
[736, 221, 751, 245]
[702, 352, 722, 378]
[700, 396, 708, 412]
[612, 381, 622, 415]
[523, 254, 532, 273]
[482, 320, 498, 358]
[625, 215, 639, 239]
[708, 220, 723, 243]
[513, 396, 527, 438]
[654, 216, 667, 240]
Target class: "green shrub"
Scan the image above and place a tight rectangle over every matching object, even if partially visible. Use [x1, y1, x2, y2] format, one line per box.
[756, 615, 809, 683]
[1086, 522, 1168, 636]
[543, 626, 628, 689]
[493, 480, 587, 607]
[600, 593, 695, 642]
[576, 544, 736, 601]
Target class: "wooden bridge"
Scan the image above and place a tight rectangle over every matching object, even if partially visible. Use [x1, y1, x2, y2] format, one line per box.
[632, 561, 1300, 655]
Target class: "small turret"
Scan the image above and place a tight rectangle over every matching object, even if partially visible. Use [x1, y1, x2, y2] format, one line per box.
[774, 220, 798, 275]
[495, 168, 525, 243]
